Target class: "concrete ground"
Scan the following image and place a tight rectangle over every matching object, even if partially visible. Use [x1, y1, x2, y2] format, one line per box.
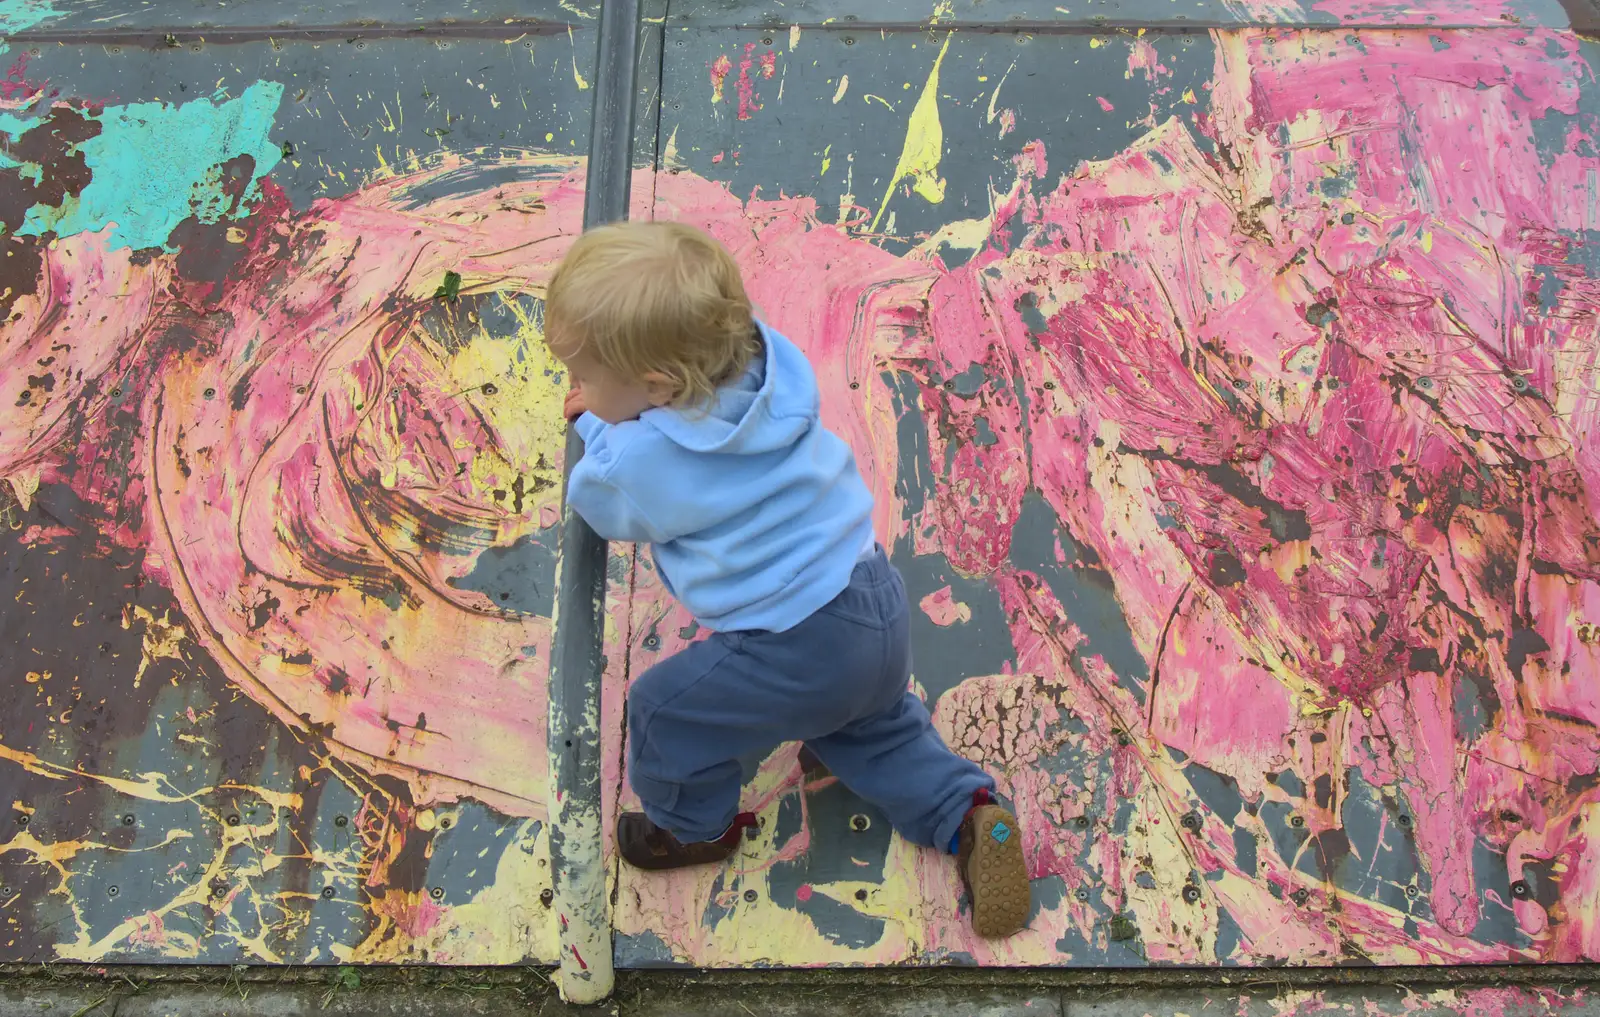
[0, 967, 1596, 1017]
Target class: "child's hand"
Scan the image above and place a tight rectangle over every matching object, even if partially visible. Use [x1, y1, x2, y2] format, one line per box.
[563, 386, 587, 422]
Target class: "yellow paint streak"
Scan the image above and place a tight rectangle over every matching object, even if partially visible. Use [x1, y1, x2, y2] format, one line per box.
[871, 33, 952, 231]
[789, 23, 801, 50]
[832, 75, 849, 104]
[450, 295, 568, 511]
[820, 143, 832, 177]
[568, 27, 590, 90]
[986, 59, 1016, 124]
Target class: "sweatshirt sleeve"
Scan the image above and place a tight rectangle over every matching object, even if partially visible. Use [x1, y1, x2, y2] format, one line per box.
[565, 415, 679, 544]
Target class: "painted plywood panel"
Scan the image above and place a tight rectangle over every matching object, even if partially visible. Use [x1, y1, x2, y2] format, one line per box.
[0, 1, 597, 962]
[611, 15, 1600, 967]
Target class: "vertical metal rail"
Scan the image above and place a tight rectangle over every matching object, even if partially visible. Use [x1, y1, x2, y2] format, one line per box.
[546, 0, 640, 1003]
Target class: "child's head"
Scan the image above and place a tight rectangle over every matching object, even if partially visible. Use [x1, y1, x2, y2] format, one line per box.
[544, 221, 758, 423]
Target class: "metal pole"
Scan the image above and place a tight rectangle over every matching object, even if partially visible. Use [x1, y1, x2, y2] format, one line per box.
[546, 0, 639, 1003]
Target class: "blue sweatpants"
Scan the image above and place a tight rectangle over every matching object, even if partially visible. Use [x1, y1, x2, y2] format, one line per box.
[625, 548, 995, 850]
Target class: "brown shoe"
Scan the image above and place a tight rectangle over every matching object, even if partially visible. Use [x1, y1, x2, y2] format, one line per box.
[616, 811, 756, 871]
[956, 791, 1030, 937]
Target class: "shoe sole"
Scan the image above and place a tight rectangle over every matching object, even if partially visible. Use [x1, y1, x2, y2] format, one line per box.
[965, 805, 1030, 938]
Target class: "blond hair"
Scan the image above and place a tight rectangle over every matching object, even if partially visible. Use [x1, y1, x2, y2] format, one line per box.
[544, 221, 759, 410]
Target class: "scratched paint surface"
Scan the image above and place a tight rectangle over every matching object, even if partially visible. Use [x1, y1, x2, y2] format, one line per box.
[5, 0, 1600, 977]
[0, 1, 599, 962]
[608, 6, 1600, 968]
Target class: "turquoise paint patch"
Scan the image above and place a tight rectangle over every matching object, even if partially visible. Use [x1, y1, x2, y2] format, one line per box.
[0, 0, 62, 34]
[16, 81, 284, 251]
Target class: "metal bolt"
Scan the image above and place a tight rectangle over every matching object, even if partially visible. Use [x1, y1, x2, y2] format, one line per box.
[850, 382, 860, 390]
[1511, 880, 1532, 900]
[540, 888, 554, 907]
[1180, 812, 1201, 832]
[122, 815, 135, 826]
[0, 886, 12, 897]
[1397, 813, 1412, 829]
[1405, 885, 1419, 898]
[850, 814, 870, 832]
[334, 816, 348, 827]
[1290, 815, 1305, 828]
[1076, 816, 1090, 829]
[321, 887, 335, 899]
[226, 814, 241, 826]
[107, 886, 120, 898]
[854, 889, 868, 902]
[15, 815, 27, 828]
[480, 382, 498, 396]
[1511, 376, 1529, 392]
[1116, 733, 1131, 747]
[211, 883, 227, 899]
[1182, 885, 1201, 903]
[1417, 377, 1434, 391]
[762, 36, 773, 45]
[1075, 888, 1090, 902]
[439, 818, 452, 830]
[743, 889, 758, 903]
[843, 36, 855, 45]
[643, 633, 661, 650]
[203, 388, 216, 399]
[1291, 888, 1310, 905]
[430, 887, 444, 900]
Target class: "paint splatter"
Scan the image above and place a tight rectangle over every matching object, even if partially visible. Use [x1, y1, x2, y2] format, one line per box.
[616, 26, 1600, 967]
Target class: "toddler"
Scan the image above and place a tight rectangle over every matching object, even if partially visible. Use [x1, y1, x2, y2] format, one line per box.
[545, 221, 1031, 938]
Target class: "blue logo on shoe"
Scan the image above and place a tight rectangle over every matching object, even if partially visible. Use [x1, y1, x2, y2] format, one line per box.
[991, 822, 1011, 844]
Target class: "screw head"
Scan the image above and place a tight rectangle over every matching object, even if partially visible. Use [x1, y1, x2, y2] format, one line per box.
[1076, 815, 1091, 829]
[850, 814, 870, 832]
[15, 815, 27, 827]
[643, 634, 661, 650]
[1405, 885, 1419, 898]
[1182, 885, 1201, 903]
[122, 815, 135, 826]
[211, 883, 227, 899]
[321, 887, 336, 899]
[1181, 812, 1201, 832]
[1397, 814, 1412, 829]
[1290, 815, 1305, 828]
[854, 889, 868, 902]
[1291, 888, 1310, 906]
[743, 889, 758, 903]
[439, 818, 452, 830]
[334, 815, 348, 828]
[107, 886, 120, 898]
[226, 814, 241, 826]
[1075, 888, 1090, 902]
[1511, 879, 1532, 900]
[430, 887, 444, 900]
[0, 886, 12, 897]
[539, 888, 554, 907]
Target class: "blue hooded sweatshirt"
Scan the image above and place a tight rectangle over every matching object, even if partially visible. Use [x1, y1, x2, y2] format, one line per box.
[567, 321, 875, 633]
